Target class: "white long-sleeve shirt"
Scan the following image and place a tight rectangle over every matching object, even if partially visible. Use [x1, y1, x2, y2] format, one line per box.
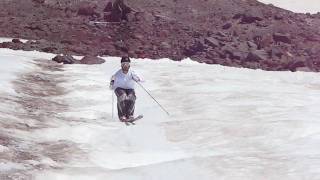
[111, 69, 141, 90]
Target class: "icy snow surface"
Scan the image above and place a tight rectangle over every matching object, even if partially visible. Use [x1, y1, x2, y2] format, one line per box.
[1, 48, 320, 180]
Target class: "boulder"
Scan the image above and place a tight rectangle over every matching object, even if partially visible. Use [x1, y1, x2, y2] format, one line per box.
[12, 39, 22, 43]
[32, 0, 45, 3]
[274, 14, 284, 20]
[247, 41, 257, 49]
[273, 33, 291, 44]
[222, 22, 232, 29]
[52, 55, 78, 64]
[42, 46, 57, 53]
[287, 59, 306, 71]
[80, 55, 105, 64]
[204, 37, 220, 48]
[269, 47, 283, 58]
[231, 51, 245, 60]
[241, 9, 264, 23]
[77, 1, 99, 17]
[246, 50, 268, 61]
[217, 31, 227, 37]
[0, 42, 10, 48]
[184, 41, 205, 56]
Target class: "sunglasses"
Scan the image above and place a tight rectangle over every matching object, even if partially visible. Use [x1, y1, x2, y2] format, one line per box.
[121, 62, 130, 66]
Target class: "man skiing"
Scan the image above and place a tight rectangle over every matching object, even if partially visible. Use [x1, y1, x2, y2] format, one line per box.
[109, 56, 142, 122]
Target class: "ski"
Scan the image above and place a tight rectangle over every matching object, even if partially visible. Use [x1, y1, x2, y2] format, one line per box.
[128, 114, 143, 123]
[122, 114, 143, 126]
[124, 121, 131, 126]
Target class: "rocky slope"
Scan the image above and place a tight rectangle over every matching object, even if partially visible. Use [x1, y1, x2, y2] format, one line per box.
[0, 0, 319, 71]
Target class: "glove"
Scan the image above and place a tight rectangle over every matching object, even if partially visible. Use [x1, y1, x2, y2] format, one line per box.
[132, 76, 140, 82]
[109, 80, 114, 90]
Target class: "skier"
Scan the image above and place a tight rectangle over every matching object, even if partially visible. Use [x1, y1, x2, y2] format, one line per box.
[109, 56, 142, 122]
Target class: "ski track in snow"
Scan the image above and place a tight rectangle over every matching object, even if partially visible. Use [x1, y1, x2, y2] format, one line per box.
[0, 53, 87, 180]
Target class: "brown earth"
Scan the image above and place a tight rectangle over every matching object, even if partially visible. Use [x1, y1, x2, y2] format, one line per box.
[0, 0, 319, 71]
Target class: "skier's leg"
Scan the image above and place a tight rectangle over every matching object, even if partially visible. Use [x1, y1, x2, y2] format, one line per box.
[125, 89, 136, 118]
[114, 88, 127, 120]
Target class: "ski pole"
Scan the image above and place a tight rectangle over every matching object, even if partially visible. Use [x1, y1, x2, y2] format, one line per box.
[136, 81, 170, 116]
[112, 91, 114, 119]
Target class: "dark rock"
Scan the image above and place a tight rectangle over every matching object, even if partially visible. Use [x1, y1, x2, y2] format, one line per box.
[52, 55, 77, 64]
[269, 47, 283, 58]
[32, 0, 45, 3]
[12, 39, 22, 43]
[241, 9, 264, 23]
[273, 33, 291, 44]
[104, 0, 132, 22]
[222, 22, 232, 29]
[0, 42, 10, 48]
[231, 51, 245, 60]
[104, 2, 113, 12]
[60, 40, 74, 45]
[247, 41, 258, 49]
[184, 41, 205, 56]
[204, 37, 219, 48]
[21, 45, 35, 51]
[233, 13, 242, 19]
[25, 25, 41, 31]
[246, 50, 268, 61]
[77, 2, 99, 17]
[80, 55, 105, 65]
[192, 31, 202, 38]
[216, 50, 226, 59]
[217, 31, 227, 37]
[42, 46, 57, 53]
[222, 45, 235, 55]
[0, 41, 25, 49]
[221, 45, 245, 60]
[274, 14, 284, 20]
[287, 59, 306, 71]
